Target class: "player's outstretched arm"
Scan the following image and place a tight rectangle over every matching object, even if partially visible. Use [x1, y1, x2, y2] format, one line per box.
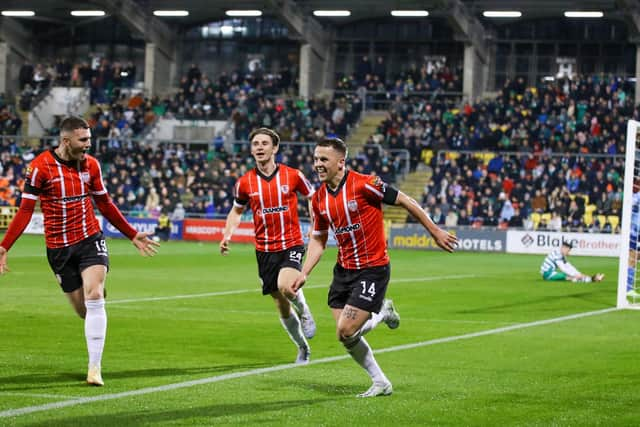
[292, 232, 328, 292]
[0, 246, 9, 274]
[132, 231, 160, 256]
[220, 206, 243, 255]
[94, 193, 159, 256]
[395, 191, 458, 252]
[0, 196, 38, 274]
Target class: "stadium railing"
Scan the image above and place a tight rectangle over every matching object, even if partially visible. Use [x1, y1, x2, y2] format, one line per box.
[333, 88, 464, 112]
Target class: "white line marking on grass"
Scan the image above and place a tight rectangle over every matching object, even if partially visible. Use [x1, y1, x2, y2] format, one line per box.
[0, 392, 78, 400]
[108, 285, 324, 304]
[0, 306, 616, 419]
[406, 318, 514, 325]
[373, 307, 617, 355]
[391, 274, 477, 283]
[108, 275, 477, 305]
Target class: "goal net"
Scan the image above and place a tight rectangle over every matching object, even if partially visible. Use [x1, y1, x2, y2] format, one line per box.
[617, 119, 640, 309]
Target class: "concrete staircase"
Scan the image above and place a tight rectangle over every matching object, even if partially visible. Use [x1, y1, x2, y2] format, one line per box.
[344, 111, 387, 154]
[383, 169, 431, 224]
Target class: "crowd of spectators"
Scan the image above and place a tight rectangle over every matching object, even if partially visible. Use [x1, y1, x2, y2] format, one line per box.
[20, 60, 360, 151]
[163, 64, 360, 142]
[417, 151, 623, 232]
[376, 74, 634, 158]
[0, 60, 633, 232]
[336, 56, 464, 109]
[18, 58, 137, 109]
[347, 71, 633, 231]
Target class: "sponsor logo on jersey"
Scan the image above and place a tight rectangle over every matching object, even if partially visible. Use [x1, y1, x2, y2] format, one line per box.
[61, 193, 89, 203]
[347, 200, 358, 212]
[80, 172, 90, 183]
[262, 206, 289, 214]
[281, 185, 289, 194]
[335, 223, 361, 235]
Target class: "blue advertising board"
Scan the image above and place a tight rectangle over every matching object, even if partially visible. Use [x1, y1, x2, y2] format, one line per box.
[102, 217, 183, 240]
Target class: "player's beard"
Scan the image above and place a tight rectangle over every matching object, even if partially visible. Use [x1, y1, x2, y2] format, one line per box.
[69, 146, 86, 161]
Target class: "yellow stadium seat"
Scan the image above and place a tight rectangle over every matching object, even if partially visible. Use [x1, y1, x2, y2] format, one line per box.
[585, 204, 596, 214]
[540, 212, 552, 224]
[597, 215, 607, 227]
[583, 212, 594, 226]
[607, 215, 620, 231]
[421, 149, 434, 165]
[484, 152, 496, 165]
[530, 212, 541, 229]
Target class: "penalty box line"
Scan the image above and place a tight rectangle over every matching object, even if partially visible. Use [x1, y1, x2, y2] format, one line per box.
[0, 306, 617, 419]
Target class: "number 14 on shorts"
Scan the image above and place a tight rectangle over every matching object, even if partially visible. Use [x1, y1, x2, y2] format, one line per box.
[361, 280, 376, 299]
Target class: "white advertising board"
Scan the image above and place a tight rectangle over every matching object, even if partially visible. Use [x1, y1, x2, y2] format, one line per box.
[507, 230, 620, 257]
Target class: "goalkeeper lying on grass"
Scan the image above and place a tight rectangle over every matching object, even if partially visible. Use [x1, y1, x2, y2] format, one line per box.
[540, 241, 605, 283]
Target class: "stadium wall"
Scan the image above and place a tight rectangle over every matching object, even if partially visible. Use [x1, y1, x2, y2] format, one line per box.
[390, 224, 619, 257]
[22, 216, 617, 257]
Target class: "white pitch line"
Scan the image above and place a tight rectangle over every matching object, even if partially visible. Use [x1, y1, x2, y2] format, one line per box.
[107, 275, 477, 305]
[0, 306, 617, 419]
[0, 392, 78, 400]
[391, 274, 476, 283]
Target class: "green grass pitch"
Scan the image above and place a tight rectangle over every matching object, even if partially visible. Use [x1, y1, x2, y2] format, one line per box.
[0, 235, 636, 426]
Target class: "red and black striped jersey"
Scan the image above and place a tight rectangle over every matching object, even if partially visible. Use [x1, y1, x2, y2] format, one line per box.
[234, 164, 314, 252]
[23, 150, 105, 248]
[312, 171, 396, 269]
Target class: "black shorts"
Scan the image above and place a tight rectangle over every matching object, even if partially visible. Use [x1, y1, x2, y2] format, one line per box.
[46, 232, 110, 293]
[255, 245, 304, 295]
[328, 263, 390, 313]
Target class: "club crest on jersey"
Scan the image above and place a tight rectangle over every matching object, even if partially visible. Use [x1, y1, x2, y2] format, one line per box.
[80, 172, 90, 183]
[347, 199, 358, 212]
[281, 185, 289, 194]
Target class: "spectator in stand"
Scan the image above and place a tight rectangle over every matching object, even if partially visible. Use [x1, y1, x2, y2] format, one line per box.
[457, 209, 471, 226]
[155, 209, 171, 241]
[549, 211, 563, 232]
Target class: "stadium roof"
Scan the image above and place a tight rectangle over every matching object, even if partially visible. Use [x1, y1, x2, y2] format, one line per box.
[0, 0, 625, 29]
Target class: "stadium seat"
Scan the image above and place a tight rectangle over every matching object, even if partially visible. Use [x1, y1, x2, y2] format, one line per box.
[540, 212, 552, 224]
[585, 204, 596, 214]
[474, 152, 495, 165]
[607, 215, 620, 231]
[530, 212, 541, 229]
[421, 149, 434, 165]
[597, 215, 607, 228]
[583, 212, 594, 226]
